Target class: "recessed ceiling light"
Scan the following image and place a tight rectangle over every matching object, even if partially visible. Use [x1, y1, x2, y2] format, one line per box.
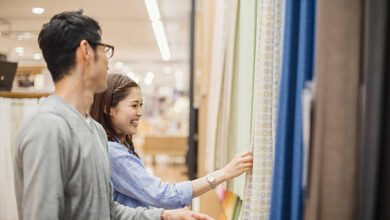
[32, 7, 45, 14]
[15, 47, 24, 56]
[17, 32, 35, 41]
[15, 47, 24, 53]
[33, 53, 42, 60]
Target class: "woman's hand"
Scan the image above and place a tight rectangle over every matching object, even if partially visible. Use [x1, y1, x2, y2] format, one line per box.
[191, 151, 253, 197]
[221, 151, 253, 180]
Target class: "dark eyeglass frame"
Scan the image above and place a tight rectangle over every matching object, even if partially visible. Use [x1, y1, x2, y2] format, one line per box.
[71, 40, 115, 59]
[92, 42, 115, 59]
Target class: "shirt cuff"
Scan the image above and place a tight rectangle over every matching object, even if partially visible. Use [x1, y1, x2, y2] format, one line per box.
[174, 181, 193, 206]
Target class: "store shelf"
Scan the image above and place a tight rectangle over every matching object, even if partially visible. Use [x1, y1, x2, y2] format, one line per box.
[0, 91, 50, 99]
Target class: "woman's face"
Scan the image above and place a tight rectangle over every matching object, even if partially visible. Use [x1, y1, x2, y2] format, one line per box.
[110, 87, 143, 136]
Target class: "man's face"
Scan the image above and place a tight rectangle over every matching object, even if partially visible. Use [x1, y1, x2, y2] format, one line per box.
[85, 41, 109, 93]
[93, 44, 109, 93]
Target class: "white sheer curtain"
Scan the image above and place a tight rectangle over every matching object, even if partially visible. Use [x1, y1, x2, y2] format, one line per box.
[204, 0, 228, 173]
[205, 0, 241, 173]
[214, 0, 239, 171]
[0, 97, 39, 220]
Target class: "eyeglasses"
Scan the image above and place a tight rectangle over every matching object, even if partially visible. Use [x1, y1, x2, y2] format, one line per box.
[72, 40, 115, 59]
[95, 42, 115, 59]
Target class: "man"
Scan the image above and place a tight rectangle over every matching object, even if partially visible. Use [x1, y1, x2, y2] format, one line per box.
[13, 10, 212, 220]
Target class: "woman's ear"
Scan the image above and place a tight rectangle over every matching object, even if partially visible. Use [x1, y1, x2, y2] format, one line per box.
[103, 106, 111, 115]
[108, 107, 115, 117]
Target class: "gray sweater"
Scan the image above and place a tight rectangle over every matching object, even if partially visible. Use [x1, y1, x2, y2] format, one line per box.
[13, 95, 163, 220]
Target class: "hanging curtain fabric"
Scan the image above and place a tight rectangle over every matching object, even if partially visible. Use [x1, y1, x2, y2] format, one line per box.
[0, 97, 40, 220]
[0, 97, 16, 220]
[227, 0, 256, 197]
[214, 0, 240, 171]
[375, 1, 390, 215]
[376, 38, 390, 219]
[303, 0, 362, 219]
[204, 0, 229, 173]
[239, 0, 284, 218]
[357, 0, 388, 219]
[269, 0, 316, 219]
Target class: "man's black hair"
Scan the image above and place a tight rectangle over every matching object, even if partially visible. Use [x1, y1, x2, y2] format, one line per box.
[38, 10, 102, 82]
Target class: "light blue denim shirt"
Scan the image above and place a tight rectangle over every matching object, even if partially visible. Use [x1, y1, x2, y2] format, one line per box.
[108, 141, 193, 209]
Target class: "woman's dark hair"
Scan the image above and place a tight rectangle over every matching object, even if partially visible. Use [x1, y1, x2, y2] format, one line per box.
[38, 10, 102, 82]
[90, 74, 140, 157]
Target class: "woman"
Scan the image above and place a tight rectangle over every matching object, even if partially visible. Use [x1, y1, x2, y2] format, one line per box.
[90, 74, 253, 209]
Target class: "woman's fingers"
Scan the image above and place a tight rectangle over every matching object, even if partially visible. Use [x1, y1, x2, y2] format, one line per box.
[240, 155, 253, 163]
[239, 151, 252, 157]
[242, 162, 253, 168]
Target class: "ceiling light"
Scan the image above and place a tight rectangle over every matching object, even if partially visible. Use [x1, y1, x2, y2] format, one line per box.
[33, 53, 42, 60]
[15, 47, 24, 56]
[144, 0, 171, 61]
[152, 21, 171, 61]
[144, 0, 161, 22]
[32, 7, 45, 14]
[15, 47, 24, 53]
[17, 32, 35, 41]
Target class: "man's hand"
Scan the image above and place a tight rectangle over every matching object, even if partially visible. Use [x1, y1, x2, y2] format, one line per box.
[161, 208, 214, 220]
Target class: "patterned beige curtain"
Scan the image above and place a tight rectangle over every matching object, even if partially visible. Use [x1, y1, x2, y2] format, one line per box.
[240, 0, 284, 219]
